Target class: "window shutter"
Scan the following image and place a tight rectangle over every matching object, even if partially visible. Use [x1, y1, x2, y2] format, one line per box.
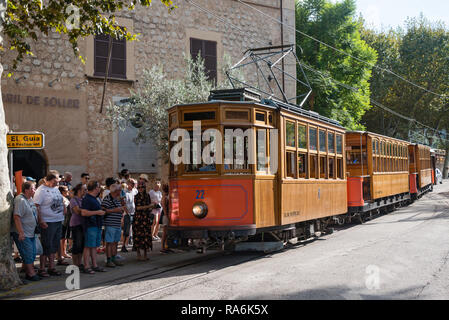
[190, 37, 217, 83]
[94, 34, 127, 79]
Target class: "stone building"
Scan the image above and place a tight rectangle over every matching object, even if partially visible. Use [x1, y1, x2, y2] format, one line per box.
[0, 0, 296, 185]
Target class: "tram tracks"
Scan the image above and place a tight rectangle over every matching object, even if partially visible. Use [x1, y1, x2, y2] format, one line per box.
[63, 251, 265, 300]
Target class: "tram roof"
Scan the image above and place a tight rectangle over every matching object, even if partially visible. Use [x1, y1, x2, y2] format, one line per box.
[346, 131, 432, 146]
[170, 98, 345, 129]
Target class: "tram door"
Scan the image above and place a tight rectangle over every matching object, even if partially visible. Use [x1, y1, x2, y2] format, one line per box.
[11, 150, 47, 182]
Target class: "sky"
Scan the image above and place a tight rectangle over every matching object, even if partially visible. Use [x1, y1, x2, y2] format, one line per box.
[354, 0, 449, 30]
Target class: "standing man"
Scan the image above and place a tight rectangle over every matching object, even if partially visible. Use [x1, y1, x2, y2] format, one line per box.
[81, 180, 106, 274]
[81, 173, 90, 187]
[34, 172, 66, 276]
[101, 184, 126, 267]
[60, 172, 73, 191]
[11, 181, 40, 281]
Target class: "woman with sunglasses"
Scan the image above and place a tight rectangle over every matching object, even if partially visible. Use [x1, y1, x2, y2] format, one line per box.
[132, 182, 154, 261]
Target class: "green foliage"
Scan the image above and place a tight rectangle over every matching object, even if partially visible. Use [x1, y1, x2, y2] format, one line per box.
[0, 0, 177, 72]
[105, 54, 242, 162]
[361, 16, 449, 147]
[295, 0, 377, 129]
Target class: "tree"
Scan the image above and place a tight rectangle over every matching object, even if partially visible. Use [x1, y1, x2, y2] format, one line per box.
[0, 0, 177, 291]
[295, 0, 377, 129]
[360, 16, 449, 176]
[105, 54, 244, 163]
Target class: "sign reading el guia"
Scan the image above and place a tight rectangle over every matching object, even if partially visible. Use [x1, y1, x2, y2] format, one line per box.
[7, 132, 45, 149]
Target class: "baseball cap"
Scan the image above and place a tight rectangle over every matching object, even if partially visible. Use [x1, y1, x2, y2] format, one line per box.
[26, 177, 36, 182]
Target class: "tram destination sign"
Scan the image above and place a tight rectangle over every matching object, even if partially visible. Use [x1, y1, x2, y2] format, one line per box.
[7, 132, 45, 150]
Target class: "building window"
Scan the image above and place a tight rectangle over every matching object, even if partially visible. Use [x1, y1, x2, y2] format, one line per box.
[94, 34, 126, 79]
[190, 38, 217, 82]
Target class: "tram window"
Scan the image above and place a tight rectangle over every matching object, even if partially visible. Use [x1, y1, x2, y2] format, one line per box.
[298, 125, 307, 149]
[184, 130, 218, 173]
[319, 130, 326, 152]
[257, 129, 268, 172]
[319, 156, 327, 179]
[286, 152, 296, 178]
[226, 110, 249, 120]
[373, 156, 378, 172]
[310, 128, 318, 151]
[329, 157, 335, 179]
[310, 155, 318, 179]
[286, 121, 295, 147]
[336, 134, 342, 154]
[328, 132, 335, 153]
[256, 112, 266, 122]
[184, 111, 215, 121]
[337, 158, 344, 179]
[298, 153, 307, 179]
[268, 113, 273, 124]
[224, 127, 250, 171]
[346, 147, 362, 166]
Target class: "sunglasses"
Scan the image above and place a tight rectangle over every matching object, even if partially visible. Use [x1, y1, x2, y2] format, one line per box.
[138, 186, 146, 189]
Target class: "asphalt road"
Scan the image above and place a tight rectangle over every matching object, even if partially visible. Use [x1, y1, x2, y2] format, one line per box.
[25, 181, 449, 300]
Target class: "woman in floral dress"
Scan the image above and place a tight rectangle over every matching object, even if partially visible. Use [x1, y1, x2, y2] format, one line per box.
[132, 182, 154, 261]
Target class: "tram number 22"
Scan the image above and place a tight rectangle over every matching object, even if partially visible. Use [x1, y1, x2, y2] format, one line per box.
[195, 190, 205, 199]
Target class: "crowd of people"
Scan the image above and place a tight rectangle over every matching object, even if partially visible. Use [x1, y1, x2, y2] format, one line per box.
[10, 169, 173, 281]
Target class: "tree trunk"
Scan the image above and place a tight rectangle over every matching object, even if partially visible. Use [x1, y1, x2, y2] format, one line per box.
[0, 64, 22, 290]
[443, 145, 449, 180]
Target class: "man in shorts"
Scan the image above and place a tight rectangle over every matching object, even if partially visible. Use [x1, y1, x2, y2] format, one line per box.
[101, 184, 126, 267]
[34, 172, 65, 276]
[81, 181, 106, 274]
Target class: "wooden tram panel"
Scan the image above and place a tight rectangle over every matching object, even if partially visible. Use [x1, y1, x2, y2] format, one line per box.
[346, 132, 410, 211]
[279, 109, 347, 226]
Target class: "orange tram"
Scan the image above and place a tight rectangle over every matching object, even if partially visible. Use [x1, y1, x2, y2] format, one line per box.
[166, 89, 435, 250]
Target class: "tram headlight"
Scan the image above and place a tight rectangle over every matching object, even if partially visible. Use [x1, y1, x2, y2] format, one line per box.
[192, 202, 208, 219]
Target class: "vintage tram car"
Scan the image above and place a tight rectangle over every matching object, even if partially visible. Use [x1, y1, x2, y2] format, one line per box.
[167, 88, 347, 247]
[346, 132, 411, 221]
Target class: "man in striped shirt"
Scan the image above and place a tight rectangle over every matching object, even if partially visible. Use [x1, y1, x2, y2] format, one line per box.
[101, 183, 126, 267]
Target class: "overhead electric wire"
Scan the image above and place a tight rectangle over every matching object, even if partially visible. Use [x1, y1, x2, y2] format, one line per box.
[187, 0, 448, 144]
[236, 0, 448, 99]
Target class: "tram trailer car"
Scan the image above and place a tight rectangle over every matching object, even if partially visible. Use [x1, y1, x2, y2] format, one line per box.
[167, 89, 348, 249]
[409, 143, 433, 199]
[346, 132, 411, 221]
